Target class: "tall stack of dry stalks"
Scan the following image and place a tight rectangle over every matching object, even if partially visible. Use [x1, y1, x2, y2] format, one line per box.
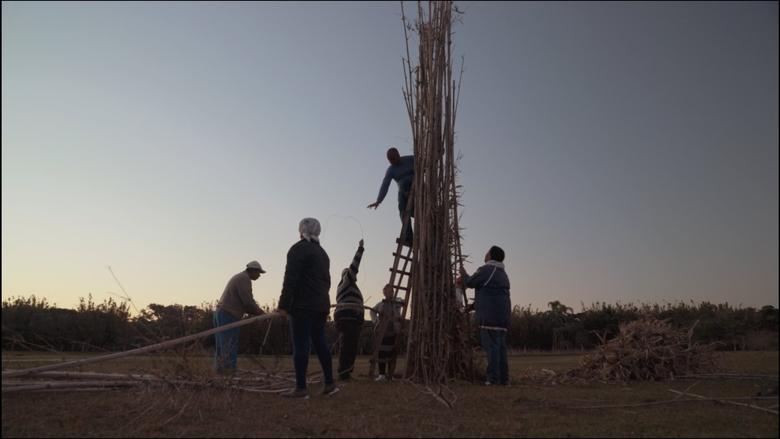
[401, 1, 474, 392]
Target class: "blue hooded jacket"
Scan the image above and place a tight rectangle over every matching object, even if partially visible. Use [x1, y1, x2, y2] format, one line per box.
[463, 261, 511, 329]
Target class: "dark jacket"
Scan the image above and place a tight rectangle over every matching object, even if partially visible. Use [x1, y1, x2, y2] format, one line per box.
[334, 244, 365, 322]
[278, 239, 331, 316]
[463, 261, 511, 329]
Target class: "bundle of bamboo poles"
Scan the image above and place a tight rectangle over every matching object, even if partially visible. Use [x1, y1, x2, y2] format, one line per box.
[2, 303, 397, 396]
[565, 318, 718, 382]
[2, 368, 319, 395]
[401, 0, 475, 388]
[2, 312, 306, 394]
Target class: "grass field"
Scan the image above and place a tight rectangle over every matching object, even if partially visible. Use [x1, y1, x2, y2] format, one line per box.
[2, 351, 778, 437]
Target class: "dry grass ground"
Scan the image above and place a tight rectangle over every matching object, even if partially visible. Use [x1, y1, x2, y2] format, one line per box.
[2, 351, 777, 437]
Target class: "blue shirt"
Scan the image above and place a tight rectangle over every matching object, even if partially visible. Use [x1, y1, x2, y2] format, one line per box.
[375, 155, 415, 204]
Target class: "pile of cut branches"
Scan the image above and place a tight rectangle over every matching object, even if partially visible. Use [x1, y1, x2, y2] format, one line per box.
[565, 318, 717, 381]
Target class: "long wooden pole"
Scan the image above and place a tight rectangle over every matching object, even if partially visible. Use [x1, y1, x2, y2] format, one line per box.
[3, 380, 142, 393]
[2, 371, 159, 381]
[2, 312, 280, 378]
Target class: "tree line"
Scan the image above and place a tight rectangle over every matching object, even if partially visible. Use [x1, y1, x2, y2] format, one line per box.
[2, 295, 777, 354]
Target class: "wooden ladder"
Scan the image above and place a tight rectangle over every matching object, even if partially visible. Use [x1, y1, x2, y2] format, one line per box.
[368, 198, 414, 377]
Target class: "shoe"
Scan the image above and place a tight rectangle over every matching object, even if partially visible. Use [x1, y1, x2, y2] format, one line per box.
[322, 383, 340, 396]
[375, 374, 387, 382]
[281, 387, 310, 399]
[484, 381, 493, 386]
[338, 374, 352, 382]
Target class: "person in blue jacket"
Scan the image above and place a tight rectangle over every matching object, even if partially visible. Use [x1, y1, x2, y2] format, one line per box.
[367, 147, 414, 245]
[460, 245, 511, 386]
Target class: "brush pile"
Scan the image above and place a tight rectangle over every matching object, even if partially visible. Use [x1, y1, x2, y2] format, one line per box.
[565, 318, 717, 382]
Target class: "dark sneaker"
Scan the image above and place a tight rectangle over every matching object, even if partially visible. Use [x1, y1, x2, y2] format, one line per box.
[281, 387, 309, 399]
[321, 383, 340, 396]
[338, 374, 352, 382]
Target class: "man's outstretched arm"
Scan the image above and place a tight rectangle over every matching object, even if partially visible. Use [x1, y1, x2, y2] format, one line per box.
[367, 167, 393, 209]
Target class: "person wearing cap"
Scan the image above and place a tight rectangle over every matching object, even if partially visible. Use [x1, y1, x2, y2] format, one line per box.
[367, 147, 415, 245]
[214, 260, 266, 374]
[277, 218, 338, 398]
[459, 246, 511, 386]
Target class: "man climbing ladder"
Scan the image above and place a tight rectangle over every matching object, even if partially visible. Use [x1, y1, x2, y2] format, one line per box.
[367, 146, 415, 246]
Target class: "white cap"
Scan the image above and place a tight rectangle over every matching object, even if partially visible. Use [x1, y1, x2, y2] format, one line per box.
[246, 260, 266, 273]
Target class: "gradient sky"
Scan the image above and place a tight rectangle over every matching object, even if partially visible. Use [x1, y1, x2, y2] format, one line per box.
[2, 1, 778, 313]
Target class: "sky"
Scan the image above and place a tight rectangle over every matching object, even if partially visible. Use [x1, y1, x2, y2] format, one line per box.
[2, 1, 778, 314]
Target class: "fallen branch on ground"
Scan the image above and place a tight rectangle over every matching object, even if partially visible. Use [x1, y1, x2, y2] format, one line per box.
[667, 389, 778, 415]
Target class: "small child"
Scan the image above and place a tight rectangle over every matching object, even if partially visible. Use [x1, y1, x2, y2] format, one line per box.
[370, 284, 404, 381]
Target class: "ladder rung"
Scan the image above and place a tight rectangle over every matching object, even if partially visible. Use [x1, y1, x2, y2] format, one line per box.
[392, 252, 413, 261]
[393, 285, 409, 291]
[390, 268, 412, 276]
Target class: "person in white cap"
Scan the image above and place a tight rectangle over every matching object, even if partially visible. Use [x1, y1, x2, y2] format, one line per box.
[214, 260, 266, 374]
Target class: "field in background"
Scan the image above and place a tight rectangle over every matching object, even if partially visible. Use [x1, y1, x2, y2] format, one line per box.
[2, 351, 778, 437]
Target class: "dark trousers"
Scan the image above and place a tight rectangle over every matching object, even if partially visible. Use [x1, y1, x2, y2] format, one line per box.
[480, 329, 509, 384]
[378, 333, 398, 376]
[398, 181, 414, 245]
[289, 312, 334, 390]
[336, 319, 362, 379]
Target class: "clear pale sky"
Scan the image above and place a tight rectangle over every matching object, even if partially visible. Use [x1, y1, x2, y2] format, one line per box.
[2, 1, 778, 313]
